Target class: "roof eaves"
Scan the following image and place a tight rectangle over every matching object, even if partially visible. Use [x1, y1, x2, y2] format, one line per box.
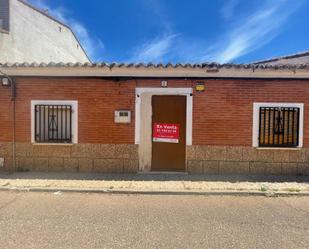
[1, 62, 309, 70]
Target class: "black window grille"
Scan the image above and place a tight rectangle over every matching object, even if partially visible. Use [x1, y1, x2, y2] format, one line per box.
[35, 105, 72, 143]
[259, 107, 300, 147]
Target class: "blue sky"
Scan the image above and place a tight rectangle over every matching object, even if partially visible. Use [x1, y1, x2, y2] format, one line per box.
[28, 0, 309, 63]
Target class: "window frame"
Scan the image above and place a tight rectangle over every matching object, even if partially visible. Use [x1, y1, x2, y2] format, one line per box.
[252, 103, 304, 148]
[31, 100, 78, 144]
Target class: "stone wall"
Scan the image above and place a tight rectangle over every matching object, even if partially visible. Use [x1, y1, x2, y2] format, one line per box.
[187, 146, 309, 176]
[2, 143, 309, 175]
[0, 143, 12, 170]
[0, 143, 138, 173]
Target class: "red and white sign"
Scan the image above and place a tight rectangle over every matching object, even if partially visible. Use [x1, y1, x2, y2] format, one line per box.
[153, 123, 180, 143]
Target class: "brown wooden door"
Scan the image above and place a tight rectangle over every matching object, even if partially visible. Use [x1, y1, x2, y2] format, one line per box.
[151, 95, 186, 171]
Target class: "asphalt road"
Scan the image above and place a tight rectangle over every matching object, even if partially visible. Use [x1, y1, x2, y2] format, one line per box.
[0, 192, 308, 249]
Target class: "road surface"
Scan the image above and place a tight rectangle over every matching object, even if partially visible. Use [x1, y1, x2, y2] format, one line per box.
[0, 192, 308, 249]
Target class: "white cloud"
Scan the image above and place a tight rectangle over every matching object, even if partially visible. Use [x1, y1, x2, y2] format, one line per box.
[27, 0, 304, 63]
[128, 0, 179, 63]
[220, 0, 240, 20]
[27, 0, 104, 62]
[202, 0, 304, 63]
[131, 0, 303, 63]
[137, 0, 173, 33]
[129, 34, 179, 62]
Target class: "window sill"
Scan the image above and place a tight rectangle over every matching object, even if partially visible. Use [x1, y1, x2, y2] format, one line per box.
[31, 143, 74, 146]
[254, 147, 302, 151]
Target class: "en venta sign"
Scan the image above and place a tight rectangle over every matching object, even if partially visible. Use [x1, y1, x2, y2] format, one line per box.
[152, 123, 180, 143]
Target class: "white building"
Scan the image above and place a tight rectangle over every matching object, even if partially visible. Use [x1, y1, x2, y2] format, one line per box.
[0, 0, 90, 63]
[254, 51, 309, 65]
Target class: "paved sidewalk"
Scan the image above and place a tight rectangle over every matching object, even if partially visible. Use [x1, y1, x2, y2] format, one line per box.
[0, 172, 309, 195]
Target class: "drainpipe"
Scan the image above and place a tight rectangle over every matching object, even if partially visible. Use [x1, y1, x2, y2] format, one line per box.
[0, 69, 16, 172]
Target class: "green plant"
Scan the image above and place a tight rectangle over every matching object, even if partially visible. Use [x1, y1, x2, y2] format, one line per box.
[260, 185, 268, 192]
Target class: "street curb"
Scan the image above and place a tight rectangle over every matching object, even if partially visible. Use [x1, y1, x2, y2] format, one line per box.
[0, 186, 309, 197]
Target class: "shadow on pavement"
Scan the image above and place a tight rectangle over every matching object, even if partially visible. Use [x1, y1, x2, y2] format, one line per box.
[0, 172, 308, 183]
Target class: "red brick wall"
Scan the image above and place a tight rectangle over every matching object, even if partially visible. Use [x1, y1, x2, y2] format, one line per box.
[0, 77, 309, 146]
[193, 79, 309, 146]
[0, 85, 13, 142]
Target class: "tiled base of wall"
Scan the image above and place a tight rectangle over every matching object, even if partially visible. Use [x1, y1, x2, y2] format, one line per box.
[1, 143, 309, 175]
[0, 143, 139, 173]
[187, 146, 309, 176]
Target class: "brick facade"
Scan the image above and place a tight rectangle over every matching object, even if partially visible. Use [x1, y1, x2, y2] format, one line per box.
[0, 77, 309, 175]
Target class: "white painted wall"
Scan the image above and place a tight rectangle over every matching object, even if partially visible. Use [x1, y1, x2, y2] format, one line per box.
[0, 0, 90, 63]
[262, 56, 309, 65]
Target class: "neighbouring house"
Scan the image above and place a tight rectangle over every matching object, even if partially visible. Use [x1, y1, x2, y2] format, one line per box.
[0, 62, 309, 176]
[254, 51, 309, 65]
[0, 0, 90, 63]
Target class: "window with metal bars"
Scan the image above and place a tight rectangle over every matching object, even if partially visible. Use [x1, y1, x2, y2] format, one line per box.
[35, 105, 72, 143]
[259, 107, 300, 147]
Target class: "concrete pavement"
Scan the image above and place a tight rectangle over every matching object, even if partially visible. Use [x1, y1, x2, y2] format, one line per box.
[0, 192, 308, 249]
[0, 172, 309, 196]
